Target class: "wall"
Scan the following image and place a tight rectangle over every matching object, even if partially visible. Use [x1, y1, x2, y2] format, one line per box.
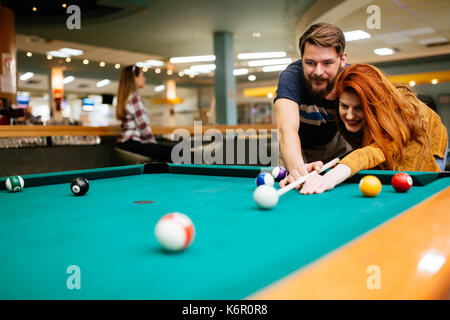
[412, 82, 450, 136]
[375, 54, 450, 136]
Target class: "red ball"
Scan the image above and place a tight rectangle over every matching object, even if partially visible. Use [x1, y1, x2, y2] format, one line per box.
[391, 172, 413, 193]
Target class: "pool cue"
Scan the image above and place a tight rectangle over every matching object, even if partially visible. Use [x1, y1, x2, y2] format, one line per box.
[277, 157, 340, 196]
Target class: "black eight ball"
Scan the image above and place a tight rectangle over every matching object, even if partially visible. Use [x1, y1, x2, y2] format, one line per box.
[71, 177, 89, 196]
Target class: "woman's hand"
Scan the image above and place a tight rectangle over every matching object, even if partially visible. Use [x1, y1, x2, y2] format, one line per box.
[300, 174, 337, 194]
[279, 161, 323, 190]
[299, 163, 352, 195]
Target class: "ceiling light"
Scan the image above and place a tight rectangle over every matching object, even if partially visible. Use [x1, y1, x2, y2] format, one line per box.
[432, 79, 438, 84]
[190, 64, 216, 73]
[146, 60, 164, 67]
[344, 30, 371, 41]
[47, 55, 53, 60]
[252, 32, 262, 39]
[26, 52, 32, 57]
[143, 67, 148, 72]
[83, 59, 89, 65]
[262, 64, 289, 72]
[63, 76, 75, 84]
[409, 81, 416, 86]
[170, 55, 215, 64]
[155, 85, 165, 92]
[248, 75, 256, 81]
[248, 58, 291, 67]
[115, 64, 121, 69]
[155, 68, 161, 74]
[59, 48, 84, 56]
[167, 70, 173, 75]
[47, 50, 70, 58]
[178, 71, 184, 77]
[99, 61, 106, 67]
[19, 72, 34, 81]
[189, 74, 195, 78]
[238, 52, 286, 60]
[32, 7, 37, 12]
[183, 69, 199, 76]
[65, 57, 71, 62]
[267, 92, 274, 99]
[233, 68, 248, 76]
[136, 60, 164, 68]
[96, 79, 110, 88]
[374, 48, 395, 56]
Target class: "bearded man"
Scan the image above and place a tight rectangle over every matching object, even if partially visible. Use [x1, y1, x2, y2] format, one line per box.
[274, 23, 352, 187]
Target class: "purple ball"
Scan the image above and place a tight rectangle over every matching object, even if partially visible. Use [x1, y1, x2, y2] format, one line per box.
[271, 166, 287, 182]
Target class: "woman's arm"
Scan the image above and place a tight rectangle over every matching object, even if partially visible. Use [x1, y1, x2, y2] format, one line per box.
[299, 144, 388, 194]
[299, 163, 351, 194]
[339, 144, 386, 176]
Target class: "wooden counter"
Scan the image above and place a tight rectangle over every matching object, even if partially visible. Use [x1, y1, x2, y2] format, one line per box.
[0, 124, 277, 138]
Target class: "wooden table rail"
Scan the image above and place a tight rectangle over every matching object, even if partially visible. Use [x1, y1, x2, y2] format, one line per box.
[0, 124, 277, 138]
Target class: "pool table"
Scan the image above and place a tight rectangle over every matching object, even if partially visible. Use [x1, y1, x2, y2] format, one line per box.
[0, 164, 449, 300]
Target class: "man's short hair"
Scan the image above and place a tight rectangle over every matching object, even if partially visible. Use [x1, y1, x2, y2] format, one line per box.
[299, 23, 346, 57]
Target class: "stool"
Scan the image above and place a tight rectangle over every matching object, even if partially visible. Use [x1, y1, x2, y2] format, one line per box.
[115, 147, 152, 165]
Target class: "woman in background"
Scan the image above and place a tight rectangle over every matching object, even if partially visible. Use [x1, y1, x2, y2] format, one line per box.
[116, 65, 173, 162]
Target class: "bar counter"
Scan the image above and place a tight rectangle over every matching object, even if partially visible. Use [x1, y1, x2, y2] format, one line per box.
[0, 124, 276, 137]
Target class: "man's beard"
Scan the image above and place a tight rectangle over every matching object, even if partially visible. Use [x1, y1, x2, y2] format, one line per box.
[304, 69, 340, 99]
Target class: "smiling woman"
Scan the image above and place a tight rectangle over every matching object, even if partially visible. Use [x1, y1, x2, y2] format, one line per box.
[299, 64, 448, 195]
[338, 91, 365, 133]
[335, 64, 447, 173]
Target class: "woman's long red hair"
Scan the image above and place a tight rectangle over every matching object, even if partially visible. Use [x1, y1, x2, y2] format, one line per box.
[334, 64, 430, 169]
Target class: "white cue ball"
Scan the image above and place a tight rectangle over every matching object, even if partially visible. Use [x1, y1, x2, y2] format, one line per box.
[253, 185, 279, 209]
[154, 212, 195, 251]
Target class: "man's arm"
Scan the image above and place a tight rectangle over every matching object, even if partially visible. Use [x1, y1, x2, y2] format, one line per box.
[276, 98, 316, 188]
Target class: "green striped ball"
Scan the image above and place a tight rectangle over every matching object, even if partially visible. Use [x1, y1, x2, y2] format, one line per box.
[6, 175, 24, 192]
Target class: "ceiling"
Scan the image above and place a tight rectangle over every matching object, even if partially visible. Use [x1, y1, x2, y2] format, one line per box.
[4, 0, 450, 92]
[10, 0, 310, 58]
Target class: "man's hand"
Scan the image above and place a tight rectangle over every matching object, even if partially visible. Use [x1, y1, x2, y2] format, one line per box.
[304, 161, 323, 173]
[279, 161, 323, 189]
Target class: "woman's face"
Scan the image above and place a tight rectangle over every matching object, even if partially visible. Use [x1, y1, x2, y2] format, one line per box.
[134, 70, 146, 89]
[339, 91, 365, 133]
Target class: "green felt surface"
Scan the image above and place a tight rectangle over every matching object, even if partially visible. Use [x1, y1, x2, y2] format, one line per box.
[0, 166, 448, 299]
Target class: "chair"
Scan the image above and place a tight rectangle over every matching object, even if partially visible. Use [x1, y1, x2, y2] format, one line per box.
[114, 147, 152, 165]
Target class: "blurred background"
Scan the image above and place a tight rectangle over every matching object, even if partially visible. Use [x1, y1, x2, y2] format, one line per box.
[0, 0, 447, 127]
[0, 0, 449, 173]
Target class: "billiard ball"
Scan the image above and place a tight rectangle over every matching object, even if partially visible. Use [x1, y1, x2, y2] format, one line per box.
[70, 177, 89, 196]
[253, 185, 279, 209]
[391, 172, 413, 193]
[359, 175, 382, 197]
[256, 172, 274, 187]
[154, 212, 195, 251]
[6, 175, 24, 192]
[271, 166, 287, 182]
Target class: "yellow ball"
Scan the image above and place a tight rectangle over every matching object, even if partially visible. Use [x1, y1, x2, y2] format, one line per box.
[359, 175, 382, 197]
